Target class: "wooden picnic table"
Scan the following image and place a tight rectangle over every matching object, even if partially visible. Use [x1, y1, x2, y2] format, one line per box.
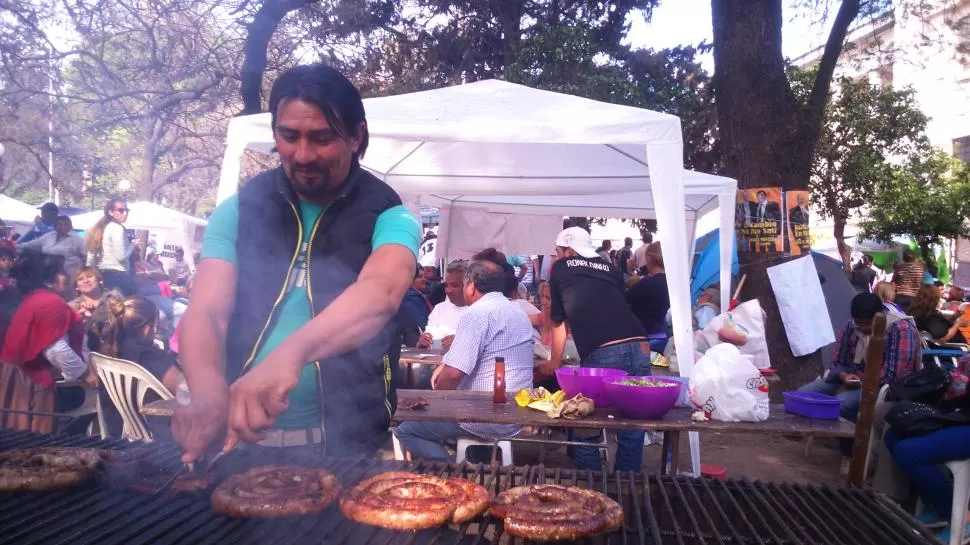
[393, 389, 855, 474]
[142, 388, 854, 474]
[398, 347, 445, 388]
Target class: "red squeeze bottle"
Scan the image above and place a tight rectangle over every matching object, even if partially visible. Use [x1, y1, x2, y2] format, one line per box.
[493, 357, 507, 404]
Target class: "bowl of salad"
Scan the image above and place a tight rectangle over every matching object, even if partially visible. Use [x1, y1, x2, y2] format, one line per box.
[603, 376, 681, 420]
[555, 367, 628, 407]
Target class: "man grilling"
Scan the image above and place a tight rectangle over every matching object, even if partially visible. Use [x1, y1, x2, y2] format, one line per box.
[173, 64, 421, 460]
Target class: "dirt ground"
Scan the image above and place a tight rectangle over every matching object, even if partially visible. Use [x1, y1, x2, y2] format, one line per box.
[381, 430, 847, 486]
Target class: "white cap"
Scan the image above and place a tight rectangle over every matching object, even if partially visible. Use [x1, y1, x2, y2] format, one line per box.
[555, 227, 599, 259]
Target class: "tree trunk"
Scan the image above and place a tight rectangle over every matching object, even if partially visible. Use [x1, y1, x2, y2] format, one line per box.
[834, 215, 852, 271]
[240, 0, 320, 115]
[711, 0, 860, 394]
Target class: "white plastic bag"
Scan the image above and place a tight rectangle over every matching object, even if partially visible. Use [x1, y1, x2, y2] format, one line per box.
[688, 343, 770, 422]
[697, 299, 771, 369]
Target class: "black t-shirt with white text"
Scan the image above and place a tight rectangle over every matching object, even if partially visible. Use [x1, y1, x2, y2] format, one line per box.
[549, 256, 646, 360]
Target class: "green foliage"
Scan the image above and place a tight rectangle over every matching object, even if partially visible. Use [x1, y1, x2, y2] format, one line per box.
[792, 67, 930, 226]
[860, 150, 970, 251]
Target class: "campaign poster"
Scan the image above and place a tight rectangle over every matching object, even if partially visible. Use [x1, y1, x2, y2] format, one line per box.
[735, 187, 783, 252]
[785, 190, 812, 255]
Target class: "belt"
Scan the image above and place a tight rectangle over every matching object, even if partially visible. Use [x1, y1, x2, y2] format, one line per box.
[257, 427, 324, 448]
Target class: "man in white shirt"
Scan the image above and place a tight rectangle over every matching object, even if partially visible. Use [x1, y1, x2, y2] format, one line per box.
[392, 260, 534, 461]
[418, 260, 468, 350]
[632, 231, 654, 274]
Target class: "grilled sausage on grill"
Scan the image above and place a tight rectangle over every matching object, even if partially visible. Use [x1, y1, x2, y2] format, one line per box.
[490, 484, 624, 541]
[339, 471, 490, 530]
[0, 447, 116, 492]
[211, 465, 342, 518]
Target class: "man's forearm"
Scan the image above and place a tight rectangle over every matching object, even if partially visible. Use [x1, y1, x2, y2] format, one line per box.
[285, 277, 403, 365]
[549, 321, 567, 364]
[180, 310, 229, 389]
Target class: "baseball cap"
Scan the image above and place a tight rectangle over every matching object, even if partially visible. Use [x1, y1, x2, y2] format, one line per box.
[555, 227, 599, 259]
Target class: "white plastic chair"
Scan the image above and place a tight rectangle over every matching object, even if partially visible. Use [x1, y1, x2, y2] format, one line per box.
[945, 459, 970, 545]
[90, 352, 174, 442]
[54, 380, 107, 439]
[390, 435, 514, 465]
[456, 437, 513, 466]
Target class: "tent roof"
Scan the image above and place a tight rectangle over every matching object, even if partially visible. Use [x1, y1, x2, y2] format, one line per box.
[70, 201, 206, 231]
[226, 79, 681, 152]
[219, 79, 687, 200]
[412, 169, 731, 219]
[0, 195, 41, 224]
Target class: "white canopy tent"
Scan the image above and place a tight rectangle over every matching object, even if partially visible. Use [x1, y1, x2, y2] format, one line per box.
[71, 201, 206, 271]
[216, 80, 739, 475]
[0, 195, 41, 226]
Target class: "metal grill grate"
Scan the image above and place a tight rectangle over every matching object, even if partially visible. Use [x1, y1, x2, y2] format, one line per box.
[0, 430, 938, 545]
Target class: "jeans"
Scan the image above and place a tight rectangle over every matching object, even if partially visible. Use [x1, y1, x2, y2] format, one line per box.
[101, 269, 135, 296]
[885, 426, 970, 519]
[572, 340, 652, 473]
[798, 378, 862, 456]
[392, 421, 467, 461]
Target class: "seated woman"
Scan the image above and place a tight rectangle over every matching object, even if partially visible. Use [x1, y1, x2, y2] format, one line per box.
[885, 393, 970, 543]
[89, 293, 182, 393]
[875, 281, 904, 314]
[0, 251, 95, 432]
[908, 285, 968, 344]
[68, 266, 122, 325]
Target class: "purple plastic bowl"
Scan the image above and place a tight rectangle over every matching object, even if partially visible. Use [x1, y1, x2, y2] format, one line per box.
[555, 367, 629, 406]
[783, 391, 841, 420]
[603, 376, 681, 420]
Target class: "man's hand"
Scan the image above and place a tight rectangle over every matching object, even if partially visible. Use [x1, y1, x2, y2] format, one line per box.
[441, 335, 455, 352]
[430, 364, 445, 389]
[537, 358, 561, 377]
[226, 346, 303, 443]
[172, 379, 230, 463]
[839, 373, 862, 388]
[417, 333, 432, 349]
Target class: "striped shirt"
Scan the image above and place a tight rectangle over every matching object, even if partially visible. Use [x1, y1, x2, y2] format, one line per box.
[895, 261, 925, 297]
[443, 291, 534, 439]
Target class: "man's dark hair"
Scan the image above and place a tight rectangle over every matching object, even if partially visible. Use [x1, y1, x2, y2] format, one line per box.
[757, 190, 767, 198]
[902, 249, 916, 262]
[40, 202, 58, 215]
[13, 250, 64, 294]
[850, 293, 884, 320]
[0, 246, 14, 260]
[268, 63, 369, 160]
[464, 260, 505, 295]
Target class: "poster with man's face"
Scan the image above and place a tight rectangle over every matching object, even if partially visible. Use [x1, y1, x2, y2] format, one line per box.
[786, 190, 812, 255]
[735, 187, 783, 252]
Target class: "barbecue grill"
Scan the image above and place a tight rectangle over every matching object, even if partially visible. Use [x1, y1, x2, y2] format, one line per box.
[0, 430, 938, 545]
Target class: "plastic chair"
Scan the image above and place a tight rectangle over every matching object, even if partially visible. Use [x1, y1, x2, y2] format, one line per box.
[54, 380, 107, 439]
[90, 352, 174, 442]
[456, 437, 513, 466]
[945, 459, 970, 545]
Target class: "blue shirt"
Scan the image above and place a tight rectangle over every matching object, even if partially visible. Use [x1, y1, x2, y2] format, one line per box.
[201, 194, 420, 428]
[18, 220, 55, 244]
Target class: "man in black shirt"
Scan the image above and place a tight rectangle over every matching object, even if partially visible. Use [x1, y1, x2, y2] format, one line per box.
[617, 237, 634, 279]
[538, 226, 651, 472]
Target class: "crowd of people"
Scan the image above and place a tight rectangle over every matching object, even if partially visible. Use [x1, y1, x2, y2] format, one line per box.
[0, 61, 966, 541]
[0, 199, 195, 434]
[805, 250, 970, 542]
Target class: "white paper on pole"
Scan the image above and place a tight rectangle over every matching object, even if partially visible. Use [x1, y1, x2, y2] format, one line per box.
[766, 255, 835, 356]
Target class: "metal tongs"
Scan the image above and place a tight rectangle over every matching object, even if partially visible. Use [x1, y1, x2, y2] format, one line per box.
[155, 439, 236, 495]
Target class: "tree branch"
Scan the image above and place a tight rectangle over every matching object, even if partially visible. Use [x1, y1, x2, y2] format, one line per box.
[807, 0, 861, 127]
